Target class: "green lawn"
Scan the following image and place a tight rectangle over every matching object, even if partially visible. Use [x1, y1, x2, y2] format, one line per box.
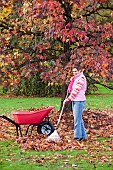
[0, 97, 61, 115]
[0, 84, 113, 115]
[0, 139, 112, 170]
[86, 84, 113, 110]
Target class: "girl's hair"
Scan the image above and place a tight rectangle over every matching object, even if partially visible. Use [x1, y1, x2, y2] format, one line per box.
[73, 64, 82, 71]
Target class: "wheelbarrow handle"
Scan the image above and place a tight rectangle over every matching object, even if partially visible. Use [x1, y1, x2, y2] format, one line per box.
[1, 115, 18, 126]
[0, 115, 22, 136]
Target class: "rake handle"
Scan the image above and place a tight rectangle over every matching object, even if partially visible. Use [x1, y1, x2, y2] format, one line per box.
[55, 92, 68, 129]
[55, 103, 65, 129]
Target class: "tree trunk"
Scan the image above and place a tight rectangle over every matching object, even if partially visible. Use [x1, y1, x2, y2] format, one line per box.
[60, 83, 72, 112]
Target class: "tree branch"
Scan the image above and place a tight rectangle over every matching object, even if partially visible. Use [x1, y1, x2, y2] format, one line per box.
[87, 75, 113, 90]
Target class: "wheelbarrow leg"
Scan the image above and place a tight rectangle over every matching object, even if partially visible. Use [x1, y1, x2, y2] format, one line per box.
[17, 125, 23, 137]
[0, 115, 23, 137]
[25, 125, 32, 135]
[30, 125, 38, 134]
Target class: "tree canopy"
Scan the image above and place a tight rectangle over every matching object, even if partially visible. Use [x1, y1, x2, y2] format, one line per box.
[0, 0, 113, 91]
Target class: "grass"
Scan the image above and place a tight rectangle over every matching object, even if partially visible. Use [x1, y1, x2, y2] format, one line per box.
[0, 140, 112, 170]
[0, 97, 61, 115]
[86, 84, 113, 110]
[0, 84, 113, 170]
[0, 139, 112, 170]
[0, 84, 113, 115]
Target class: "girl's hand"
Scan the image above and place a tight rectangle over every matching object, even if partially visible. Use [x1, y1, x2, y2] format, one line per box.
[63, 99, 69, 105]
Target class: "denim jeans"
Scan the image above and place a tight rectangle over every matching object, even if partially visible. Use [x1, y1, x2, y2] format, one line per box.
[72, 101, 87, 139]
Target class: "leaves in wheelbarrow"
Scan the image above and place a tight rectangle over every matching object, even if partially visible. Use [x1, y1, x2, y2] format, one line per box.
[0, 108, 113, 152]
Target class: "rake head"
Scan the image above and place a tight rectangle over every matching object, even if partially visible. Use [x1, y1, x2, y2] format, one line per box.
[46, 130, 62, 142]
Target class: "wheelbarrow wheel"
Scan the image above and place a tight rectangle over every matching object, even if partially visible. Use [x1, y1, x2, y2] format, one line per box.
[37, 121, 54, 136]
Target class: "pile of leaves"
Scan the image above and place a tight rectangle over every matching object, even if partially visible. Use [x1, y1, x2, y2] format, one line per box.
[0, 108, 113, 153]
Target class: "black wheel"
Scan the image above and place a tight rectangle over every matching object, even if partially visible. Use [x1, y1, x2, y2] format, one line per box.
[37, 121, 54, 135]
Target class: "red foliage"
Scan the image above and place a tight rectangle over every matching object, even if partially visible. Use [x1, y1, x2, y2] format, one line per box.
[0, 0, 113, 89]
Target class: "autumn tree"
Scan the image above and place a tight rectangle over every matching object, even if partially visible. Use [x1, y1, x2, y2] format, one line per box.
[0, 0, 113, 103]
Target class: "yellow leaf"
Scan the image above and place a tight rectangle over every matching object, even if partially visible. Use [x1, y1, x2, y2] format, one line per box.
[89, 73, 92, 77]
[76, 42, 79, 46]
[43, 19, 47, 24]
[23, 2, 29, 14]
[105, 46, 110, 50]
[73, 4, 77, 11]
[9, 74, 12, 78]
[0, 7, 12, 19]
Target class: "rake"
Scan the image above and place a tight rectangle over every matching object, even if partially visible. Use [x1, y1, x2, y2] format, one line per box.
[46, 94, 68, 142]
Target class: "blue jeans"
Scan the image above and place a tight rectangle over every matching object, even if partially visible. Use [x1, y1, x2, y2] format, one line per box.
[72, 101, 87, 139]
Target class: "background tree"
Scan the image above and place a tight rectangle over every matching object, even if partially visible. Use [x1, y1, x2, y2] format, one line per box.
[0, 0, 113, 104]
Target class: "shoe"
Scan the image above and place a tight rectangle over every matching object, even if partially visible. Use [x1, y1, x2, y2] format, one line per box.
[74, 138, 83, 141]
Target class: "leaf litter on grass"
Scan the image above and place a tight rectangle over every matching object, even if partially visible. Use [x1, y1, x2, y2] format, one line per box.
[0, 108, 113, 167]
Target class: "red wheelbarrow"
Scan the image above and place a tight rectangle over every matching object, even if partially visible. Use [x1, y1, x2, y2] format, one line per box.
[0, 106, 55, 137]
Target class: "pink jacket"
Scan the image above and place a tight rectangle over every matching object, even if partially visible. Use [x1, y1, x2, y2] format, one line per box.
[66, 72, 87, 102]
